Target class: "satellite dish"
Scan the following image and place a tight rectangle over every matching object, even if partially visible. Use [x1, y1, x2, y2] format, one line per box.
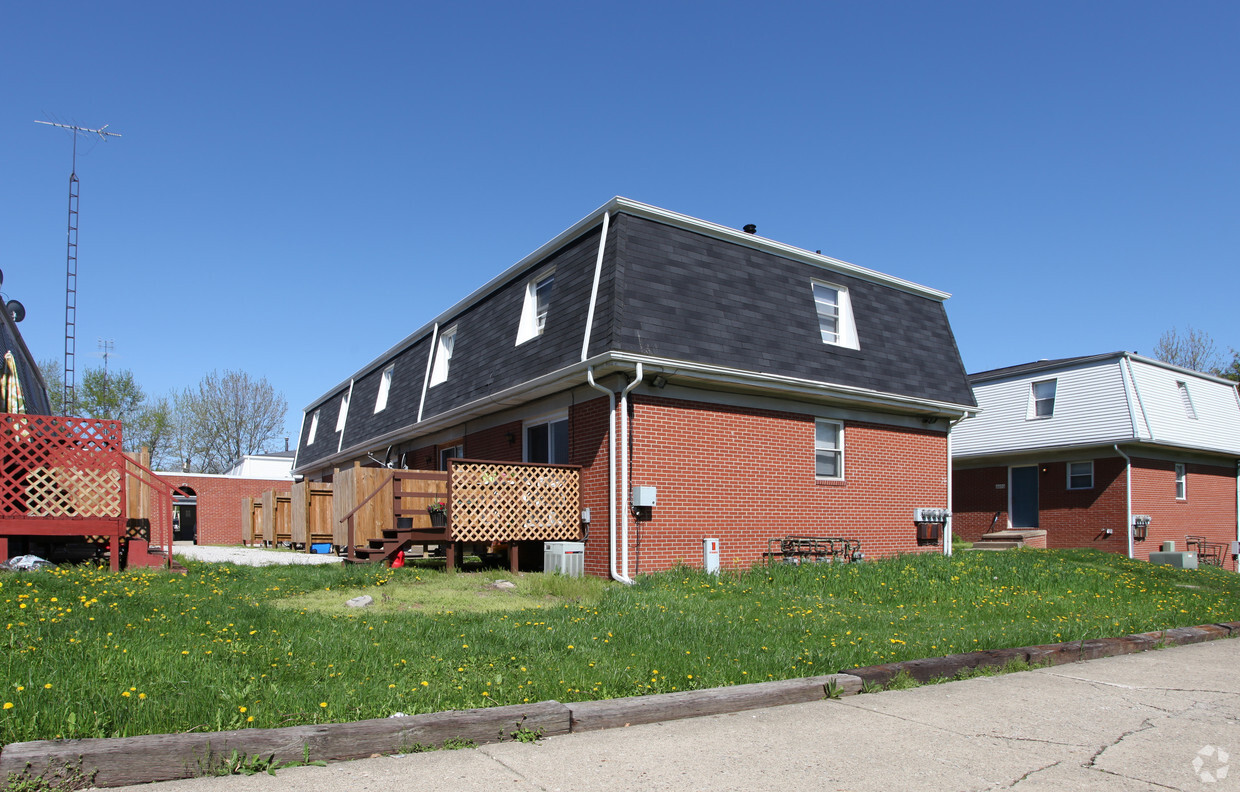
[7, 300, 25, 323]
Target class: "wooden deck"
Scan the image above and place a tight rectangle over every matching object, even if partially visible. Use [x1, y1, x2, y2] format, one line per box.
[0, 414, 183, 570]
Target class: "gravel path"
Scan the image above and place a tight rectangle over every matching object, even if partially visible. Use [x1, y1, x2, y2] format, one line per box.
[172, 544, 342, 567]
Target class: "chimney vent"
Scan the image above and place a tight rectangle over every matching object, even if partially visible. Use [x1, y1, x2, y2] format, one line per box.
[742, 224, 757, 234]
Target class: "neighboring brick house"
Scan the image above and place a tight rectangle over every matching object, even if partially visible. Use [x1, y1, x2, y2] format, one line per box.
[952, 353, 1240, 570]
[293, 198, 977, 578]
[152, 472, 292, 546]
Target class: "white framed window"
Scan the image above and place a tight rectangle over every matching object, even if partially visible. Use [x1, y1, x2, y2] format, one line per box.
[439, 444, 463, 471]
[1067, 460, 1093, 490]
[1028, 379, 1057, 419]
[430, 326, 457, 386]
[811, 281, 859, 349]
[524, 412, 569, 464]
[1177, 381, 1197, 419]
[374, 365, 394, 413]
[335, 393, 350, 432]
[306, 410, 320, 445]
[814, 419, 844, 479]
[1175, 463, 1186, 500]
[516, 270, 556, 345]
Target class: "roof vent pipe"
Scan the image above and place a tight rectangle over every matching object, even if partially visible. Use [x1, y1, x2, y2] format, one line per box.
[742, 224, 757, 234]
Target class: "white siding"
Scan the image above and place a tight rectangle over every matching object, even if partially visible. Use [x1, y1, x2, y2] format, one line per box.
[1128, 360, 1240, 455]
[953, 359, 1136, 457]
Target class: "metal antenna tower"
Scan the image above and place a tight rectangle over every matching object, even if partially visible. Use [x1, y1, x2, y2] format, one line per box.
[35, 120, 121, 416]
[98, 337, 114, 401]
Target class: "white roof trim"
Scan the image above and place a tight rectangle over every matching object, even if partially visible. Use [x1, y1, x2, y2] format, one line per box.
[295, 351, 975, 474]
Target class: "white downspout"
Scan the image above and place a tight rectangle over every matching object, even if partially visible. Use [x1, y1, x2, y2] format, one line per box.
[587, 367, 632, 584]
[619, 363, 643, 579]
[945, 414, 967, 557]
[1114, 444, 1133, 559]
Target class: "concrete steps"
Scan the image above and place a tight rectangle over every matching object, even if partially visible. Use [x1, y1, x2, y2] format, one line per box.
[966, 530, 1046, 552]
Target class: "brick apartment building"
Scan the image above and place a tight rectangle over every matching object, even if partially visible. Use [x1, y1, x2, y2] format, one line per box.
[952, 353, 1240, 570]
[293, 198, 977, 578]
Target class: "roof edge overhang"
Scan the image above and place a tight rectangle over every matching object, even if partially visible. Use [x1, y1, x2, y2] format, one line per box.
[294, 351, 977, 475]
[300, 197, 955, 415]
[971, 351, 1240, 388]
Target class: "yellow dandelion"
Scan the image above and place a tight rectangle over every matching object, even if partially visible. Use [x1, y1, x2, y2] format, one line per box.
[320, 702, 327, 708]
[3, 702, 13, 709]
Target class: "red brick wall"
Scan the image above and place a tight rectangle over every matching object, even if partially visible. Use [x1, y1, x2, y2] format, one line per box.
[952, 459, 1126, 550]
[953, 456, 1238, 571]
[1132, 458, 1237, 570]
[952, 466, 1009, 540]
[572, 394, 947, 575]
[151, 474, 292, 546]
[465, 421, 523, 463]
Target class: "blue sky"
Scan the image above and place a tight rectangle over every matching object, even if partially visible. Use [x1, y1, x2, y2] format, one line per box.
[4, 2, 1237, 446]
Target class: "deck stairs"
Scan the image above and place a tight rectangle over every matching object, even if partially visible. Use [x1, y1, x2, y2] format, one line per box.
[347, 521, 416, 565]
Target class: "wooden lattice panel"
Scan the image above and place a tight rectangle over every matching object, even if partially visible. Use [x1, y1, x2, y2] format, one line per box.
[0, 414, 125, 520]
[26, 468, 122, 518]
[449, 461, 581, 543]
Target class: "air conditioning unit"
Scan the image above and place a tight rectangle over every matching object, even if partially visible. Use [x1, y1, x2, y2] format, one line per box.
[544, 541, 585, 577]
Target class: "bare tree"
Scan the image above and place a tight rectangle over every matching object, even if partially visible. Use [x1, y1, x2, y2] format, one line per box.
[1152, 327, 1224, 374]
[178, 370, 288, 473]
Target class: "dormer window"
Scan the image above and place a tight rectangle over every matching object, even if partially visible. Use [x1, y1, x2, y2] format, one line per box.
[516, 271, 555, 345]
[811, 281, 858, 349]
[335, 393, 349, 432]
[374, 365, 394, 413]
[306, 410, 320, 445]
[1029, 379, 1057, 419]
[1177, 381, 1197, 419]
[430, 326, 457, 386]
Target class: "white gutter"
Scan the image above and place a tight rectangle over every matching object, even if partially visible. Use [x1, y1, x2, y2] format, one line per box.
[587, 367, 632, 584]
[417, 323, 439, 424]
[945, 414, 968, 557]
[1114, 444, 1134, 559]
[299, 350, 976, 475]
[336, 379, 354, 455]
[619, 363, 643, 579]
[581, 211, 610, 362]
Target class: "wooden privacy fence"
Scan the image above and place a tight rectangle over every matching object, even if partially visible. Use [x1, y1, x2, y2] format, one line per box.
[448, 459, 582, 543]
[241, 497, 264, 546]
[332, 465, 394, 548]
[291, 481, 333, 549]
[261, 490, 292, 545]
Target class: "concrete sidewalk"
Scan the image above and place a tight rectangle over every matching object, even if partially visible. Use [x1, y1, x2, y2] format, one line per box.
[104, 639, 1240, 792]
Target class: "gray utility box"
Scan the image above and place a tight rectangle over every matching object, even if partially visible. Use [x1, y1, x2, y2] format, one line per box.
[1149, 551, 1198, 570]
[544, 542, 585, 577]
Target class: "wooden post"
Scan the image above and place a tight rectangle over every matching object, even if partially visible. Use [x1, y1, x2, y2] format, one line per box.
[508, 542, 519, 574]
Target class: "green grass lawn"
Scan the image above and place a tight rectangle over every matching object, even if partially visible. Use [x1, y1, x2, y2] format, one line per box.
[3, 548, 1238, 744]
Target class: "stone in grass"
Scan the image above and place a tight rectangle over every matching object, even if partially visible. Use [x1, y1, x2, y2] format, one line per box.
[490, 580, 517, 590]
[346, 595, 374, 608]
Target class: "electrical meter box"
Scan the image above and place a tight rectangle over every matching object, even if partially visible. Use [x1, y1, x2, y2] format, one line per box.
[632, 486, 657, 507]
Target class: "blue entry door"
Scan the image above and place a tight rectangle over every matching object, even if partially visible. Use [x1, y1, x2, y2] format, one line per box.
[1010, 466, 1039, 528]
